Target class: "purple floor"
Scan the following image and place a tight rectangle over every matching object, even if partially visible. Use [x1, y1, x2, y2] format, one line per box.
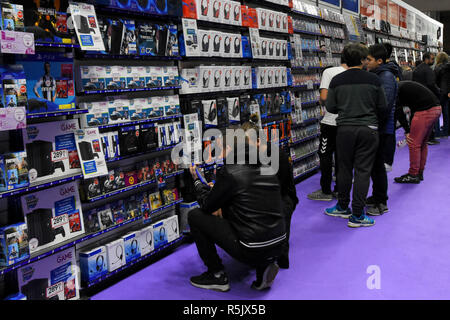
[92, 139, 450, 300]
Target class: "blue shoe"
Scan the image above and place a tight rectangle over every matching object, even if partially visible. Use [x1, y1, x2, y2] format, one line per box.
[348, 214, 375, 228]
[324, 204, 352, 218]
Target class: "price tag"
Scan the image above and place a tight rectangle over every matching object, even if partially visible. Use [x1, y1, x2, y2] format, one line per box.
[51, 214, 69, 229]
[51, 149, 68, 162]
[46, 282, 64, 299]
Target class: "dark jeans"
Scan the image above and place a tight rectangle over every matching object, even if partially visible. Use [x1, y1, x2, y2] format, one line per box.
[280, 196, 295, 259]
[383, 133, 396, 166]
[336, 126, 379, 217]
[188, 208, 283, 274]
[319, 123, 338, 194]
[439, 96, 449, 136]
[370, 133, 390, 205]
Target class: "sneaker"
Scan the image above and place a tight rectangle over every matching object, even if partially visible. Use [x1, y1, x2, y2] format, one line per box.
[394, 173, 421, 184]
[418, 172, 424, 181]
[384, 163, 392, 172]
[365, 196, 375, 207]
[348, 214, 375, 228]
[190, 271, 230, 292]
[251, 262, 280, 291]
[277, 255, 289, 269]
[427, 139, 440, 145]
[366, 203, 388, 216]
[307, 189, 333, 201]
[332, 191, 338, 199]
[324, 204, 352, 218]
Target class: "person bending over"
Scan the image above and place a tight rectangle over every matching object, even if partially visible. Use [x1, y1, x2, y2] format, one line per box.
[394, 81, 442, 184]
[188, 129, 286, 292]
[365, 44, 398, 216]
[307, 57, 348, 202]
[324, 43, 388, 228]
[242, 116, 298, 269]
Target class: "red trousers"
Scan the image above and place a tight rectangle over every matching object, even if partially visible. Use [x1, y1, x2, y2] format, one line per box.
[408, 106, 442, 175]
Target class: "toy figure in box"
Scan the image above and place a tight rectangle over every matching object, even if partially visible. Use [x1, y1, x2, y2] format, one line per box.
[149, 191, 162, 211]
[17, 53, 75, 114]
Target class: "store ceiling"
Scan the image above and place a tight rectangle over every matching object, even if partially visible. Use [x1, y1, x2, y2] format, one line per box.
[402, 0, 450, 12]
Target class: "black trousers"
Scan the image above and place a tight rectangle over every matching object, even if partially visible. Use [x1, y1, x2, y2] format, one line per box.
[319, 123, 338, 194]
[371, 133, 389, 204]
[383, 133, 396, 166]
[188, 209, 283, 274]
[280, 196, 295, 259]
[336, 126, 379, 217]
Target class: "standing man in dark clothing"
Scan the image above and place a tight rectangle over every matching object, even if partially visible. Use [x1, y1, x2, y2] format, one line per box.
[365, 44, 398, 216]
[434, 53, 450, 138]
[242, 117, 298, 269]
[324, 43, 388, 228]
[188, 130, 286, 292]
[394, 81, 442, 183]
[413, 52, 441, 145]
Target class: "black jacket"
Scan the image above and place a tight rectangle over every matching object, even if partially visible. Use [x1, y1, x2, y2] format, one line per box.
[193, 163, 286, 249]
[412, 63, 440, 98]
[435, 62, 450, 96]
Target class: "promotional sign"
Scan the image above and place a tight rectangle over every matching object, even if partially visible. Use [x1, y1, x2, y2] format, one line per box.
[399, 6, 407, 29]
[407, 9, 415, 34]
[360, 0, 374, 17]
[320, 0, 341, 7]
[342, 0, 359, 13]
[69, 2, 105, 51]
[0, 108, 26, 131]
[375, 0, 387, 22]
[0, 30, 34, 54]
[388, 1, 399, 27]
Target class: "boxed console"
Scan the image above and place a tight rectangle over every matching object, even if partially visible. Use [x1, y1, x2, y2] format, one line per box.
[105, 66, 127, 90]
[79, 246, 108, 282]
[80, 66, 106, 92]
[105, 238, 125, 272]
[21, 181, 85, 254]
[107, 97, 130, 124]
[17, 247, 79, 300]
[75, 128, 108, 179]
[122, 232, 141, 263]
[80, 101, 109, 128]
[126, 66, 146, 89]
[22, 119, 81, 183]
[0, 222, 29, 267]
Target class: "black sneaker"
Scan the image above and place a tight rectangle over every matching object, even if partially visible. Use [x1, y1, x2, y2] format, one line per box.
[366, 196, 375, 207]
[418, 172, 424, 181]
[277, 255, 289, 269]
[190, 271, 230, 292]
[427, 139, 440, 145]
[394, 173, 420, 184]
[251, 262, 280, 291]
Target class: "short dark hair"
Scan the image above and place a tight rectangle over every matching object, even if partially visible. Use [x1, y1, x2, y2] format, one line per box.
[343, 43, 369, 67]
[423, 52, 433, 61]
[369, 44, 388, 63]
[383, 43, 393, 57]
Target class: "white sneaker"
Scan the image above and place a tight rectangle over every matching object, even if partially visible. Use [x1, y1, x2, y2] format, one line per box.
[384, 163, 392, 172]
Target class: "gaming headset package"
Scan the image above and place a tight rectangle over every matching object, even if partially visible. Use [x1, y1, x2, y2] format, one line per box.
[209, 0, 223, 23]
[211, 66, 224, 91]
[179, 68, 199, 94]
[165, 24, 179, 56]
[222, 66, 233, 90]
[198, 29, 211, 57]
[181, 18, 200, 56]
[17, 52, 75, 114]
[216, 97, 229, 127]
[75, 128, 108, 179]
[21, 181, 85, 255]
[0, 222, 29, 267]
[202, 99, 218, 127]
[119, 125, 140, 155]
[137, 226, 154, 256]
[23, 120, 81, 184]
[17, 247, 79, 300]
[197, 0, 211, 21]
[105, 239, 126, 272]
[239, 94, 251, 123]
[164, 215, 179, 243]
[153, 219, 168, 249]
[122, 231, 141, 263]
[198, 66, 212, 93]
[79, 246, 108, 283]
[211, 31, 223, 57]
[227, 97, 240, 123]
[242, 66, 252, 89]
[221, 0, 232, 25]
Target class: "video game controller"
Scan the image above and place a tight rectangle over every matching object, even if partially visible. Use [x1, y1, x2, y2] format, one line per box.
[54, 226, 65, 238]
[54, 161, 65, 172]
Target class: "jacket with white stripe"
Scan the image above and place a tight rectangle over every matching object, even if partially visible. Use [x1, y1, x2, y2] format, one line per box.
[193, 163, 286, 249]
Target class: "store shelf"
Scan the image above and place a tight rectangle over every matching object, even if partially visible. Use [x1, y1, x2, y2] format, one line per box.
[84, 236, 185, 288]
[143, 199, 184, 224]
[291, 10, 346, 26]
[79, 53, 182, 60]
[95, 5, 181, 21]
[79, 85, 181, 96]
[291, 66, 325, 72]
[302, 48, 323, 53]
[106, 143, 180, 163]
[294, 165, 320, 180]
[26, 109, 89, 119]
[292, 117, 320, 128]
[302, 100, 320, 107]
[182, 56, 290, 63]
[35, 42, 80, 48]
[294, 29, 322, 37]
[262, 117, 289, 127]
[179, 86, 290, 98]
[292, 149, 319, 163]
[86, 171, 183, 203]
[0, 173, 83, 199]
[97, 114, 183, 130]
[290, 133, 320, 146]
[291, 84, 320, 91]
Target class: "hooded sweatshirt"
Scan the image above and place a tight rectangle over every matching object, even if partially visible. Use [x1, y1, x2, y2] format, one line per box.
[371, 63, 399, 134]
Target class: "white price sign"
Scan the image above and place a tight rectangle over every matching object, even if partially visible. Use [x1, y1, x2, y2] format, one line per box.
[51, 214, 69, 229]
[46, 282, 64, 299]
[51, 149, 68, 162]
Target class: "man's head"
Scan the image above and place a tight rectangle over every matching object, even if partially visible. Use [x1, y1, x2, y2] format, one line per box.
[343, 43, 369, 68]
[367, 44, 388, 71]
[423, 52, 435, 66]
[383, 43, 393, 61]
[44, 62, 51, 74]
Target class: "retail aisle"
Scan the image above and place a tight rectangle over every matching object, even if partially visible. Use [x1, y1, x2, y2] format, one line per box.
[92, 139, 450, 300]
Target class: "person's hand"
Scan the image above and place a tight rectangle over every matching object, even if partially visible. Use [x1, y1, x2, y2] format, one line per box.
[448, 93, 450, 98]
[189, 165, 198, 180]
[212, 208, 223, 218]
[208, 182, 214, 188]
[406, 133, 413, 145]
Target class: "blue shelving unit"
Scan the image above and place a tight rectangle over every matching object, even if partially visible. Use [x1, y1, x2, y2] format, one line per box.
[294, 165, 320, 180]
[290, 133, 320, 147]
[97, 114, 183, 130]
[106, 144, 180, 163]
[27, 109, 89, 119]
[35, 42, 80, 48]
[292, 149, 319, 163]
[80, 85, 181, 95]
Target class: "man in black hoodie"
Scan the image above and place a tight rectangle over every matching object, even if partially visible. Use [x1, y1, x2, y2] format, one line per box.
[188, 129, 286, 292]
